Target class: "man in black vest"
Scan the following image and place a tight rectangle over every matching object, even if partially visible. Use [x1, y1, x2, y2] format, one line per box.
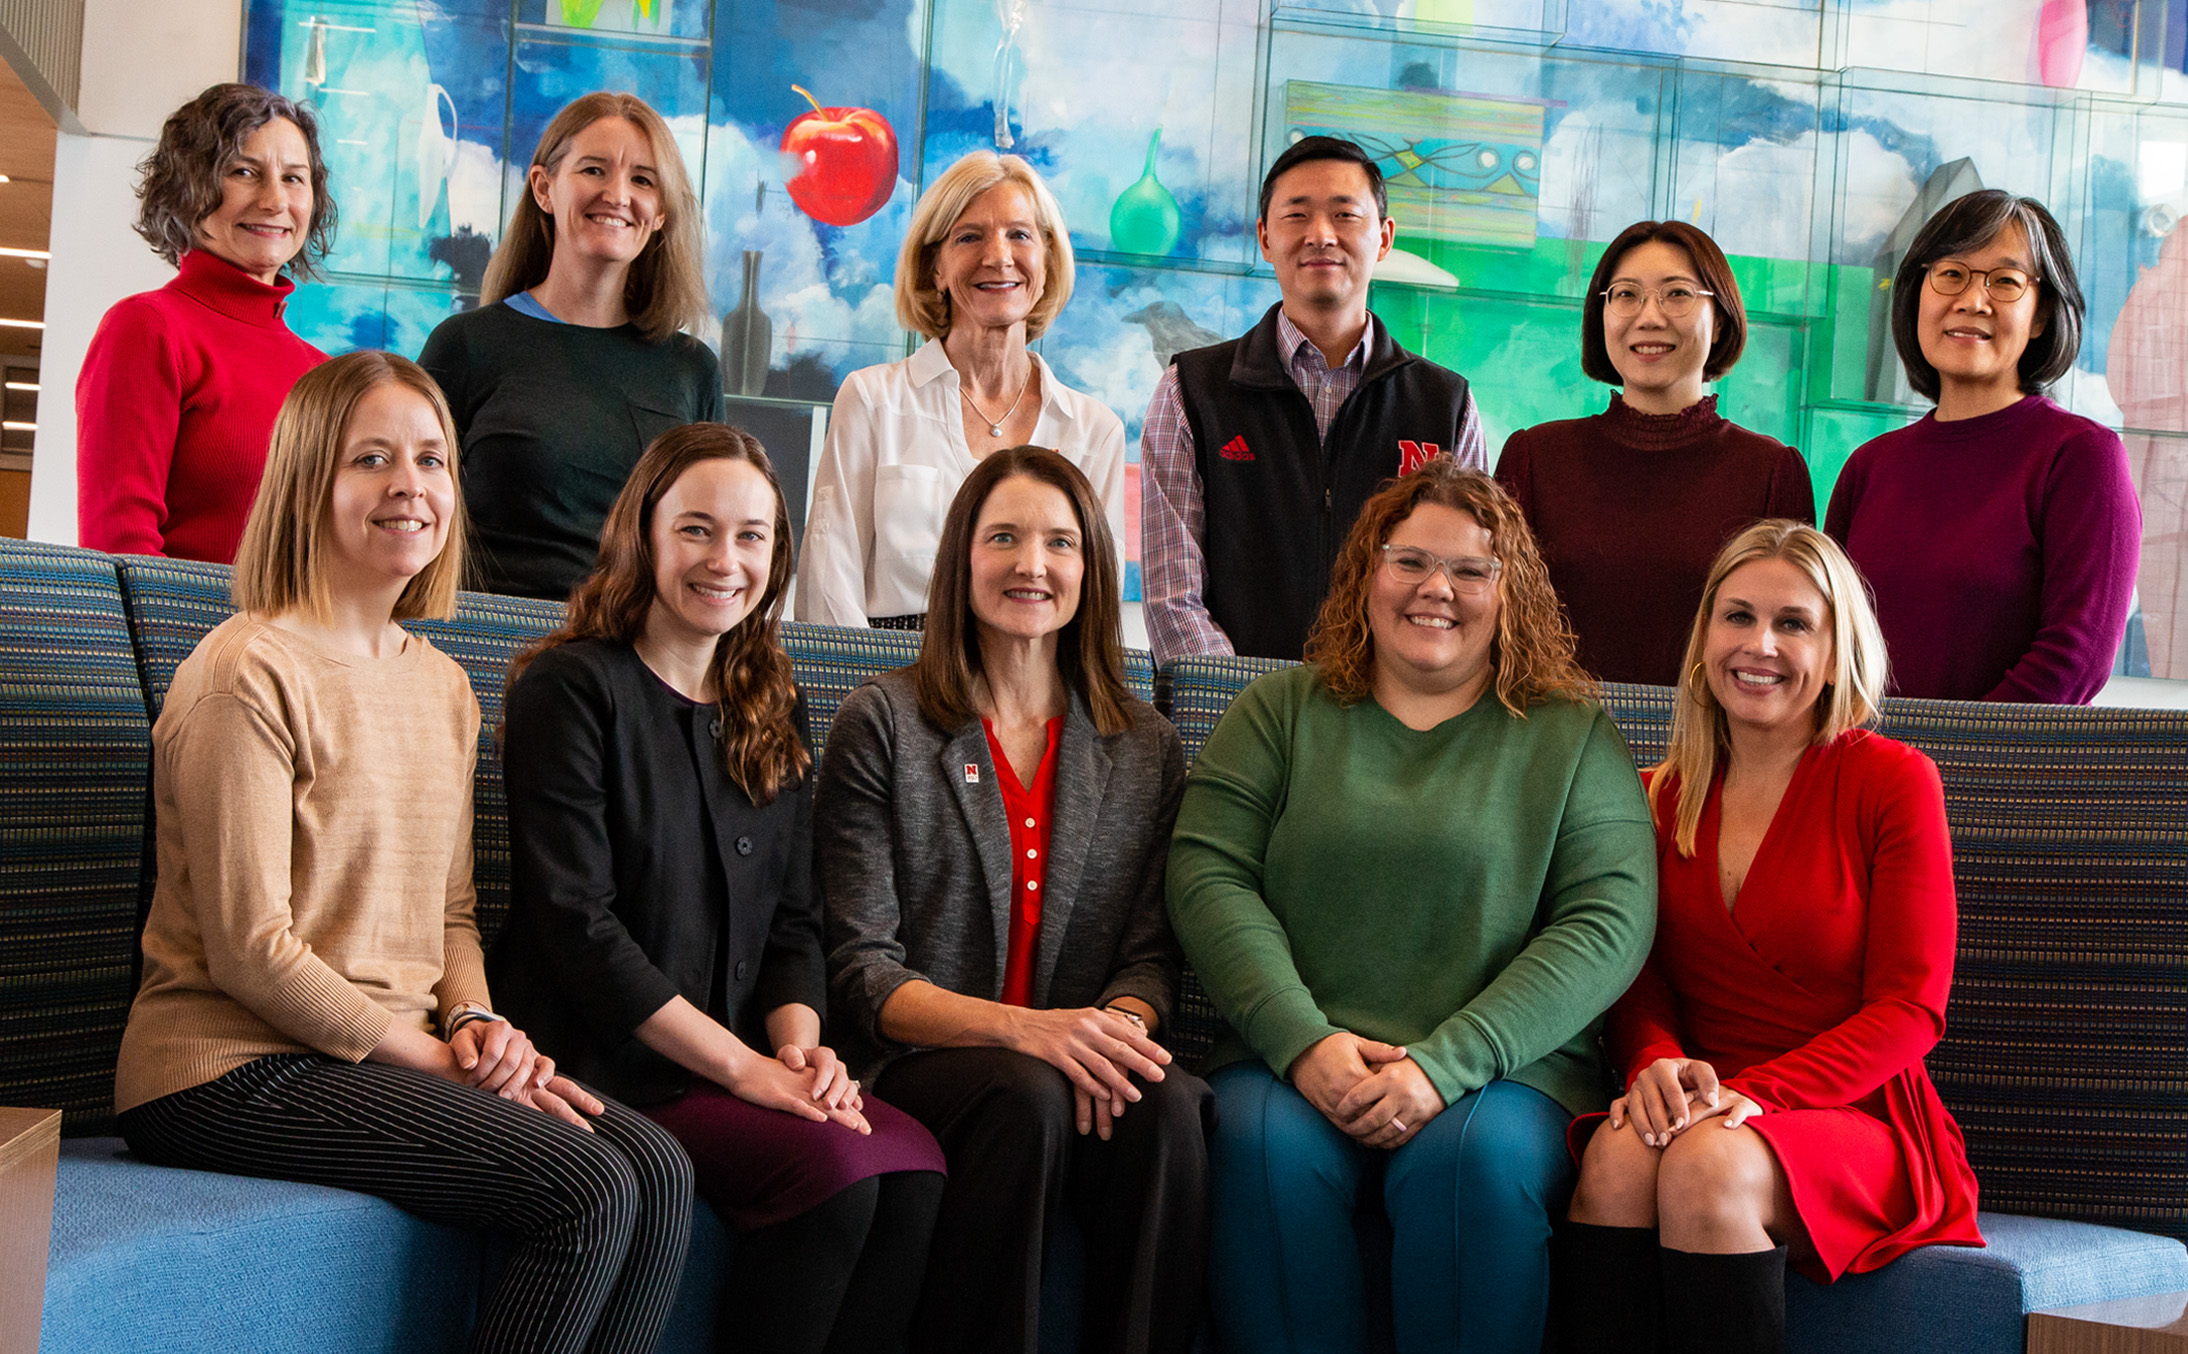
[1139, 136, 1487, 663]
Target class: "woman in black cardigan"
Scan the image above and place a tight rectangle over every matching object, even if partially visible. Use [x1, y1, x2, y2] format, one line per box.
[816, 446, 1212, 1354]
[490, 423, 944, 1354]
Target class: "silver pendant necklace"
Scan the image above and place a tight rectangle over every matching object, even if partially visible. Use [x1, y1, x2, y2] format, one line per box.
[960, 364, 1032, 438]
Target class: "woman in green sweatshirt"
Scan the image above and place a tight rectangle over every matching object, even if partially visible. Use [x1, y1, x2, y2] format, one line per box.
[1168, 460, 1657, 1354]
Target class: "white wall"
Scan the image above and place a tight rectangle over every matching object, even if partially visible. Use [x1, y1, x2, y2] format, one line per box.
[26, 0, 241, 545]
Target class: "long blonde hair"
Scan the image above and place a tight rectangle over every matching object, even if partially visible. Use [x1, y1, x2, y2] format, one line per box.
[1652, 520, 1889, 856]
[480, 92, 709, 343]
[232, 351, 467, 623]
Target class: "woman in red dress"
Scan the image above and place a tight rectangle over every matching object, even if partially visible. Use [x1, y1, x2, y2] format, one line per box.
[1553, 520, 1983, 1353]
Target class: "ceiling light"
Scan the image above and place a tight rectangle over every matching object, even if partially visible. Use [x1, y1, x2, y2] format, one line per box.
[0, 247, 50, 260]
[0, 175, 11, 184]
[2, 421, 33, 432]
[4, 381, 35, 392]
[0, 319, 44, 329]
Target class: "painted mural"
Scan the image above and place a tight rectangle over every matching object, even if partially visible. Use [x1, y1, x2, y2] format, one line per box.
[242, 0, 2188, 671]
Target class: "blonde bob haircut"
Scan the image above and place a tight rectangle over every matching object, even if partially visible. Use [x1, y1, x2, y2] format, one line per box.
[232, 351, 467, 624]
[1652, 520, 1890, 858]
[895, 151, 1075, 341]
[480, 92, 709, 344]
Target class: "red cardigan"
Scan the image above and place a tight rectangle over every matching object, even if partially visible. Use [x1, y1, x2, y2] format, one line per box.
[76, 250, 326, 562]
[1616, 731, 1983, 1279]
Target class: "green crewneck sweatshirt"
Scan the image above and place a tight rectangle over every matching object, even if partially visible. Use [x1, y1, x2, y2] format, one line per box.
[1167, 665, 1657, 1116]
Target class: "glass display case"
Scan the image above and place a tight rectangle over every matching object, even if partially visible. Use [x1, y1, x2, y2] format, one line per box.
[239, 0, 2188, 666]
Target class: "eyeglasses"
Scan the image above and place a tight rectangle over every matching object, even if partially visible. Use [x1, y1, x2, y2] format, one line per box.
[1601, 283, 1714, 319]
[1924, 263, 2037, 303]
[1380, 546, 1502, 595]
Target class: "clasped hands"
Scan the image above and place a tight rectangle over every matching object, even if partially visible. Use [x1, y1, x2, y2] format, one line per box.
[1008, 1005, 1171, 1142]
[1609, 1057, 1763, 1147]
[448, 1018, 602, 1130]
[1290, 1031, 1445, 1150]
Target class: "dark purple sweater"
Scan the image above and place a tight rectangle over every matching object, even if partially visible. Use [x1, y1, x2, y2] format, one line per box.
[1825, 395, 2140, 704]
[1498, 396, 1814, 686]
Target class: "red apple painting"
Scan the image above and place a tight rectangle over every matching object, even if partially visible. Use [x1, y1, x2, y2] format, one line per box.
[782, 85, 898, 227]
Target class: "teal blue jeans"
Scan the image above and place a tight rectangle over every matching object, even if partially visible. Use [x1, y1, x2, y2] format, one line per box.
[1208, 1062, 1573, 1354]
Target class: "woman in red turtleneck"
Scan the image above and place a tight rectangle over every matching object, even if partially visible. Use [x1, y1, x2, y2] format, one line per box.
[76, 83, 333, 562]
[1498, 220, 1813, 687]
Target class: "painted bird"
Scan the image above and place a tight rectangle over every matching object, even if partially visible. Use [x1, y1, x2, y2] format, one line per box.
[1124, 300, 1226, 370]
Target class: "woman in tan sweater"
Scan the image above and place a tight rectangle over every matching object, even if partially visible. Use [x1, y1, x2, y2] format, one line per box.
[113, 350, 693, 1354]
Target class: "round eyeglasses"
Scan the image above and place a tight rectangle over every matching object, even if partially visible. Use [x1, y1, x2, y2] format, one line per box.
[1924, 263, 2037, 304]
[1601, 283, 1714, 319]
[1380, 546, 1502, 595]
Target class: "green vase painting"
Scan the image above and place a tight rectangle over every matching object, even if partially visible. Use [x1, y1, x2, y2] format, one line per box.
[1109, 128, 1182, 257]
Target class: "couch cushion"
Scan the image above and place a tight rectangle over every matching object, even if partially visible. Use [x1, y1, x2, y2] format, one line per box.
[112, 558, 565, 947]
[1874, 700, 2188, 1244]
[1786, 1211, 2188, 1354]
[47, 1136, 733, 1354]
[0, 541, 149, 1134]
[44, 1137, 479, 1354]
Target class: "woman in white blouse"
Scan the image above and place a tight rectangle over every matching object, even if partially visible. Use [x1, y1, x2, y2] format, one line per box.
[795, 152, 1127, 629]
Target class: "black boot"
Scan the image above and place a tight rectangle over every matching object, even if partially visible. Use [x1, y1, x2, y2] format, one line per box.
[1658, 1244, 1787, 1354]
[1550, 1221, 1662, 1354]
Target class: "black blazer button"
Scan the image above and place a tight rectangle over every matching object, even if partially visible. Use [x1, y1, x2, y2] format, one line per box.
[735, 835, 753, 856]
[734, 960, 749, 982]
[709, 718, 723, 739]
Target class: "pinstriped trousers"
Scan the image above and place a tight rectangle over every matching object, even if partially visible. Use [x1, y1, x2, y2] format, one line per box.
[118, 1053, 694, 1354]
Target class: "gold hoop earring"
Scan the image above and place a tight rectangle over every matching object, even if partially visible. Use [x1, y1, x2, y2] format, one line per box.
[1686, 661, 1711, 704]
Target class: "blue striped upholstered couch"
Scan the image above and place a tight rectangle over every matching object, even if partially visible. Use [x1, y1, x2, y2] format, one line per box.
[4, 535, 2183, 1354]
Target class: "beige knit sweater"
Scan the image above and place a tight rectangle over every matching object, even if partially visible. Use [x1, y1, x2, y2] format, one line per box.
[115, 614, 488, 1113]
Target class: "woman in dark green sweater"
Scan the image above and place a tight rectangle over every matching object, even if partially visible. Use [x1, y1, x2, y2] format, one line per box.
[1168, 460, 1657, 1354]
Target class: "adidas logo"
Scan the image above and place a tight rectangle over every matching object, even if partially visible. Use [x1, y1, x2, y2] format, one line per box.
[1219, 435, 1254, 462]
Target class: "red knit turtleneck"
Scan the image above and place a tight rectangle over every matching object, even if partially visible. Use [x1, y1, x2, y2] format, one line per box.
[76, 250, 326, 562]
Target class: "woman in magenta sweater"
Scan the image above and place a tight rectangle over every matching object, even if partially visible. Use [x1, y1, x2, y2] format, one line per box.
[76, 83, 332, 562]
[1825, 190, 2139, 703]
[1498, 220, 1812, 686]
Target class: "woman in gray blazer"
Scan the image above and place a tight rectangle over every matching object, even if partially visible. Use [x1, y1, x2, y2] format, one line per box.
[816, 446, 1211, 1354]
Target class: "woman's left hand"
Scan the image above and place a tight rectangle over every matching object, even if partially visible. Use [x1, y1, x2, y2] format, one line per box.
[1332, 1056, 1447, 1150]
[451, 1020, 554, 1097]
[1679, 1087, 1764, 1133]
[776, 1043, 864, 1116]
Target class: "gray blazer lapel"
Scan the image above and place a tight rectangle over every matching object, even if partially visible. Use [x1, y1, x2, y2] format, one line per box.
[938, 723, 1014, 986]
[1033, 701, 1112, 1006]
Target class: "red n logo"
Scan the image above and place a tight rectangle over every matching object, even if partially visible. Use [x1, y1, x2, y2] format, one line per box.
[1398, 441, 1440, 475]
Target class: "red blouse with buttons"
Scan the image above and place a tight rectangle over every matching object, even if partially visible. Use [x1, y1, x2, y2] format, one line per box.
[983, 715, 1064, 1007]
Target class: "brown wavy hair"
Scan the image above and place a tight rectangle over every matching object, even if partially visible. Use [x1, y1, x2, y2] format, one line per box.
[135, 83, 337, 279]
[513, 424, 808, 803]
[913, 446, 1133, 737]
[480, 92, 709, 343]
[1306, 459, 1594, 717]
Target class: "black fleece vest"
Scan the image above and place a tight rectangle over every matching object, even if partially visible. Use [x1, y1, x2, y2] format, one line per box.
[1173, 304, 1474, 661]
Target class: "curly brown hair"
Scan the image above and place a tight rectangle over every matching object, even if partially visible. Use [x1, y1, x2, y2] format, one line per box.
[512, 424, 809, 803]
[135, 83, 336, 279]
[1305, 458, 1595, 717]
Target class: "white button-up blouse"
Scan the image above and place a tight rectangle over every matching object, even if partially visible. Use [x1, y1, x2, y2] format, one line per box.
[794, 339, 1128, 625]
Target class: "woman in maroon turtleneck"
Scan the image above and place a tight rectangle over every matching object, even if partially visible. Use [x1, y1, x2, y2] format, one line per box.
[76, 83, 333, 563]
[1498, 221, 1813, 687]
[1825, 190, 2138, 704]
